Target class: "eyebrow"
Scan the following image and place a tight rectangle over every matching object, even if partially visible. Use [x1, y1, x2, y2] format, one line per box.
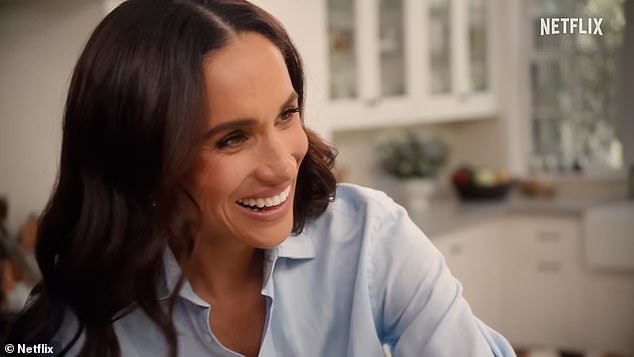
[203, 91, 299, 139]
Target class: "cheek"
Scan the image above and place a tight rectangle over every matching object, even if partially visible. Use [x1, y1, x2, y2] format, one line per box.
[190, 155, 247, 205]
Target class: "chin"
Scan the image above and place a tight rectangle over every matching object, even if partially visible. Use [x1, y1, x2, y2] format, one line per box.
[248, 222, 293, 249]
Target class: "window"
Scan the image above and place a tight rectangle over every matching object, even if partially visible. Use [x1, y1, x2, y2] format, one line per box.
[529, 0, 625, 174]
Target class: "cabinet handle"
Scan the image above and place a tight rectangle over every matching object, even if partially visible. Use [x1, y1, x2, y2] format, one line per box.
[536, 230, 562, 242]
[449, 244, 463, 255]
[537, 260, 561, 273]
[364, 98, 380, 107]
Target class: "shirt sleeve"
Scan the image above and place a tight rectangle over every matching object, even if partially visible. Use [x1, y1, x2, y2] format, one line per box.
[367, 194, 516, 357]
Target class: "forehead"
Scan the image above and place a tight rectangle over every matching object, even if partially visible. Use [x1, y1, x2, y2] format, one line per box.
[202, 32, 294, 120]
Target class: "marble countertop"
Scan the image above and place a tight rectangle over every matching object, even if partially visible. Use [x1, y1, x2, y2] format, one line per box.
[409, 194, 621, 237]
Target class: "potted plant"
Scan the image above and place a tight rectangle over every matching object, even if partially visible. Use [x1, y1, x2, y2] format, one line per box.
[376, 132, 448, 211]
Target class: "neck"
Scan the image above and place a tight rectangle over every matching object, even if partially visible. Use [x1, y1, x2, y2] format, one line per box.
[182, 234, 264, 304]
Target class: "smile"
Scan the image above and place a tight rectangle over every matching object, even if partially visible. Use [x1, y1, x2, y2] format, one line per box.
[236, 185, 291, 211]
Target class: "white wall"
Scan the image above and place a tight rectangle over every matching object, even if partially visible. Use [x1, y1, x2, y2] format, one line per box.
[0, 0, 103, 233]
[332, 118, 506, 193]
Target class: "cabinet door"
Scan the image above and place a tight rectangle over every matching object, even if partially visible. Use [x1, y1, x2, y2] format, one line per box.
[377, 0, 408, 98]
[427, 0, 453, 95]
[262, 0, 493, 135]
[467, 0, 490, 93]
[327, 0, 408, 101]
[324, 0, 416, 130]
[422, 0, 497, 119]
[433, 220, 504, 330]
[576, 273, 634, 355]
[325, 0, 363, 101]
[321, 0, 499, 131]
[500, 216, 581, 350]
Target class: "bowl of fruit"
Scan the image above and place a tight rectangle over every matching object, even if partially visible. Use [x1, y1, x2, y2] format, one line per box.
[451, 166, 512, 201]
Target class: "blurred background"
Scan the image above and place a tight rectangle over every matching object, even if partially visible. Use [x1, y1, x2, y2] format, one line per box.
[0, 0, 632, 355]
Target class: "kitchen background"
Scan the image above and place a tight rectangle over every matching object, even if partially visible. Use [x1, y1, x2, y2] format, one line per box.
[0, 0, 633, 355]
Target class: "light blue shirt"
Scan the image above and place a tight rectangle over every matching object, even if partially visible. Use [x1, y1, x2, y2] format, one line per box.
[56, 183, 515, 356]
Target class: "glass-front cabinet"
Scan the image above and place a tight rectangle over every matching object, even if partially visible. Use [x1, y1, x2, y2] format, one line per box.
[327, 0, 360, 100]
[322, 0, 496, 131]
[327, 0, 408, 100]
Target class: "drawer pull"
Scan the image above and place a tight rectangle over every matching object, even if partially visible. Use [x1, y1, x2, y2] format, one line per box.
[537, 260, 561, 272]
[536, 231, 562, 242]
[365, 98, 380, 107]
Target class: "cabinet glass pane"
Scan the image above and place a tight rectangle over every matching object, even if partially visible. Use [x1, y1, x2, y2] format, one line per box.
[533, 117, 561, 158]
[379, 0, 406, 97]
[429, 0, 451, 94]
[469, 0, 488, 91]
[531, 60, 563, 109]
[327, 0, 358, 99]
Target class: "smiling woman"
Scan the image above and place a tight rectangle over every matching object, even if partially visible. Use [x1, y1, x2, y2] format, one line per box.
[189, 33, 308, 252]
[7, 1, 514, 356]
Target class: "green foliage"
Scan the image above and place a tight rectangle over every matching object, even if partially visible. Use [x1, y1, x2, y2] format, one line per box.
[377, 132, 448, 178]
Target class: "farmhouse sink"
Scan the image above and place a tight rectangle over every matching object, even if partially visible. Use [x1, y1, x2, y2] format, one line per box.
[583, 199, 634, 271]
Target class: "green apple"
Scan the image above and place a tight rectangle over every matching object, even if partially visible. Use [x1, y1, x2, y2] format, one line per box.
[474, 169, 496, 187]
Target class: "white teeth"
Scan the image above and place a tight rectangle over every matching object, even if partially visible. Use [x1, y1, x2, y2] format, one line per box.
[238, 186, 291, 208]
[256, 199, 265, 208]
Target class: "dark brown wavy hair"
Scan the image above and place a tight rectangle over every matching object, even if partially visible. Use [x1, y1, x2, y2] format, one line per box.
[7, 0, 337, 356]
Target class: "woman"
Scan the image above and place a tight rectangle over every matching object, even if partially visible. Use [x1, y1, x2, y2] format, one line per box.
[8, 0, 515, 356]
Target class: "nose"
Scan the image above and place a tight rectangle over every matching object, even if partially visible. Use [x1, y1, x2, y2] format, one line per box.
[254, 133, 295, 184]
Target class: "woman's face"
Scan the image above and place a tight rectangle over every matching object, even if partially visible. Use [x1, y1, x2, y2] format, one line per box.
[188, 32, 308, 249]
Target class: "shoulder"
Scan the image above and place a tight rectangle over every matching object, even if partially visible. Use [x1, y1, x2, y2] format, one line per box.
[333, 183, 397, 207]
[52, 305, 150, 356]
[326, 183, 404, 223]
[323, 185, 439, 280]
[11, 292, 85, 355]
[304, 183, 415, 258]
[295, 183, 407, 260]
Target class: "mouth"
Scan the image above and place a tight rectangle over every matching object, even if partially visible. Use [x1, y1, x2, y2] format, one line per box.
[235, 185, 291, 212]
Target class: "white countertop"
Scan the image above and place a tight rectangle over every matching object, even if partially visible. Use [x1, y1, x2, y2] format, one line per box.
[408, 194, 622, 236]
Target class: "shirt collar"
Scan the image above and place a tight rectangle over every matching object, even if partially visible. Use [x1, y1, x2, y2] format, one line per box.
[157, 231, 316, 303]
[157, 246, 209, 306]
[275, 229, 316, 259]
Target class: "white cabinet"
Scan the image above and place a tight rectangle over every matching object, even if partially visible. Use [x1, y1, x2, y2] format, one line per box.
[501, 215, 634, 355]
[576, 273, 634, 355]
[577, 202, 634, 355]
[321, 0, 498, 131]
[583, 200, 634, 271]
[252, 0, 499, 137]
[500, 215, 582, 350]
[433, 219, 505, 330]
[433, 213, 634, 355]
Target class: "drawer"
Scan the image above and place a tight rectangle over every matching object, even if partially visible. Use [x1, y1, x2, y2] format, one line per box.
[505, 216, 581, 273]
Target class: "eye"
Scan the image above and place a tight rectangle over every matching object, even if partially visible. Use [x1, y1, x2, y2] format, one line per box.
[216, 131, 248, 149]
[278, 107, 300, 125]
